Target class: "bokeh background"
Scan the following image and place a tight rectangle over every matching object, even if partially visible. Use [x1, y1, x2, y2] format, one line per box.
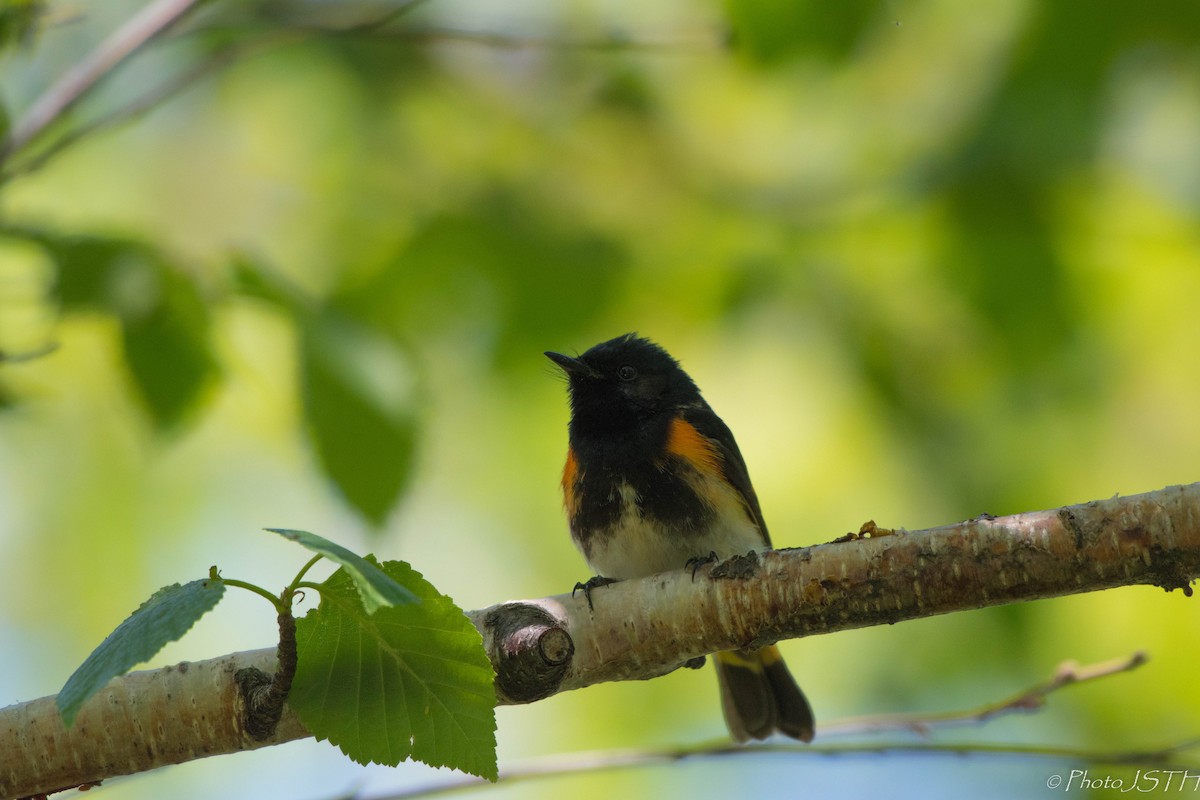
[2, 1, 1200, 798]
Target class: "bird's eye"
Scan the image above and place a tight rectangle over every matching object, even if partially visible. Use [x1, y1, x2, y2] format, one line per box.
[617, 364, 638, 381]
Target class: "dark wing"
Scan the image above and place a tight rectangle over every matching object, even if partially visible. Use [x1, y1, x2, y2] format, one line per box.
[681, 403, 772, 548]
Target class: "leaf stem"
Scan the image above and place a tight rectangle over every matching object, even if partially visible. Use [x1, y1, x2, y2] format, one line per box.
[220, 578, 288, 613]
[287, 555, 324, 595]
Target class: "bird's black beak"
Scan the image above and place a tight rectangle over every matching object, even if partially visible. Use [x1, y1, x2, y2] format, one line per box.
[545, 351, 596, 378]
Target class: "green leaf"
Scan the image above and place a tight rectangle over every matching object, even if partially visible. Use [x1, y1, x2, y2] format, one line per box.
[57, 578, 226, 726]
[114, 250, 217, 429]
[29, 232, 218, 429]
[337, 196, 627, 368]
[37, 234, 129, 310]
[300, 315, 417, 524]
[266, 527, 418, 611]
[230, 253, 307, 311]
[292, 560, 497, 780]
[723, 0, 879, 66]
[0, 0, 45, 49]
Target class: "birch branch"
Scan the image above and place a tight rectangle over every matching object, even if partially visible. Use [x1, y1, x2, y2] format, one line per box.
[3, 482, 1198, 798]
[479, 482, 1197, 702]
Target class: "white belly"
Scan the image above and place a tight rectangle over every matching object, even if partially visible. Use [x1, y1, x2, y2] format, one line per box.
[581, 479, 767, 579]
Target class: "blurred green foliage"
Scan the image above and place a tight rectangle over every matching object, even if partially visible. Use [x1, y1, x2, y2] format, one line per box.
[725, 0, 878, 65]
[1, 1, 1199, 798]
[56, 233, 217, 427]
[298, 316, 417, 524]
[0, 0, 44, 49]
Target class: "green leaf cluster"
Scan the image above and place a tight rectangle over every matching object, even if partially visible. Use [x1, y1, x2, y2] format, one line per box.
[0, 232, 419, 523]
[55, 531, 496, 779]
[3, 231, 217, 430]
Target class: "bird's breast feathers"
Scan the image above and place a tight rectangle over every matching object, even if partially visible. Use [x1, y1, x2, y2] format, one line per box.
[566, 433, 766, 579]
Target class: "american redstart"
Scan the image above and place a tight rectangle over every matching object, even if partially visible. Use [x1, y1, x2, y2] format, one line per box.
[546, 333, 815, 742]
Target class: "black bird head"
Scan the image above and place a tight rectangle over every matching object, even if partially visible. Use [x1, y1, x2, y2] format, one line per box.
[546, 334, 701, 435]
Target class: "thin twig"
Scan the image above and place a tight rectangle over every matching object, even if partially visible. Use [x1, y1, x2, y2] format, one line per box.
[339, 0, 434, 34]
[0, 0, 442, 181]
[286, 23, 720, 52]
[0, 0, 714, 180]
[0, 0, 205, 162]
[369, 739, 1200, 800]
[2, 41, 247, 180]
[821, 651, 1150, 738]
[363, 652, 1175, 800]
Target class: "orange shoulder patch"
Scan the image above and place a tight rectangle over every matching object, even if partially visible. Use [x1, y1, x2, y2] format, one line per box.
[561, 447, 581, 516]
[665, 417, 723, 476]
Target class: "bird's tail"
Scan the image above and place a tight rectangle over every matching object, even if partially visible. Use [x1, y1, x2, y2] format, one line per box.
[714, 645, 815, 742]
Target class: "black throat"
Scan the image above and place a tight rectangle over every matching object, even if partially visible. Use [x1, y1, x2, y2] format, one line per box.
[566, 410, 716, 543]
